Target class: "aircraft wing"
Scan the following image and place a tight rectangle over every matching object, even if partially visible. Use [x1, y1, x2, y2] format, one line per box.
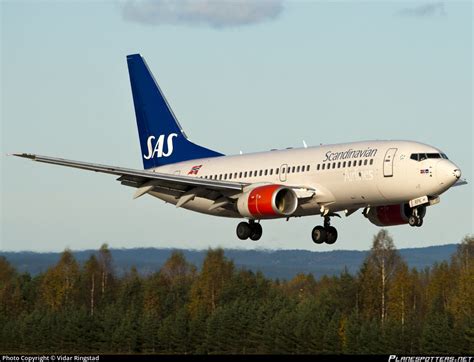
[12, 153, 321, 210]
[12, 153, 244, 194]
[452, 178, 468, 187]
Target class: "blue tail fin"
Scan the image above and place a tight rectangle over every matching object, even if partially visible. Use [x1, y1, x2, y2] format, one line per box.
[127, 54, 224, 169]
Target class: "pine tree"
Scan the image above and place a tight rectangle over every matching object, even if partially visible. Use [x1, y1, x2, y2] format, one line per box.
[322, 311, 342, 353]
[420, 306, 453, 354]
[344, 312, 361, 354]
[187, 306, 208, 354]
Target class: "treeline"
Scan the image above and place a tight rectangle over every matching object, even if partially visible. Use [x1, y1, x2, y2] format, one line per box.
[0, 231, 472, 354]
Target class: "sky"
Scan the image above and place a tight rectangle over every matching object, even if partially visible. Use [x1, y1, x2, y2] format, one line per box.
[1, 0, 472, 253]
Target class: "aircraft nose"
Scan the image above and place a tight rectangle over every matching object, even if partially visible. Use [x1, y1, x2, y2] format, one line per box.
[436, 161, 461, 187]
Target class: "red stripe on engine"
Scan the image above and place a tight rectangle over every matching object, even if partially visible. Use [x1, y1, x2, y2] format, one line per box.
[376, 205, 408, 226]
[248, 185, 281, 217]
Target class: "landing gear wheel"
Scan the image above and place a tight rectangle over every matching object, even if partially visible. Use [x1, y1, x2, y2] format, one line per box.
[408, 215, 417, 227]
[325, 226, 338, 245]
[416, 217, 423, 227]
[312, 226, 327, 244]
[236, 222, 252, 240]
[250, 223, 263, 241]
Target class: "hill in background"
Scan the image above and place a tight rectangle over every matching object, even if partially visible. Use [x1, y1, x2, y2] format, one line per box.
[1, 243, 457, 280]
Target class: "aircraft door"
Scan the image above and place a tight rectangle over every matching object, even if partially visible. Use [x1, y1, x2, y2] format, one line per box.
[383, 148, 397, 177]
[279, 164, 288, 182]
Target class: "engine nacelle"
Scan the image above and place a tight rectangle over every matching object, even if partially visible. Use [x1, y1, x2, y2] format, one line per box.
[366, 204, 426, 226]
[237, 185, 298, 219]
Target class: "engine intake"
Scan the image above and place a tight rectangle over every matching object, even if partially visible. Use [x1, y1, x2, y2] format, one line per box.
[366, 203, 426, 226]
[237, 185, 298, 218]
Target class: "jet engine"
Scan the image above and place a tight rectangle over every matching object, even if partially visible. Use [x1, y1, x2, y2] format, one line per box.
[237, 185, 298, 218]
[366, 203, 426, 226]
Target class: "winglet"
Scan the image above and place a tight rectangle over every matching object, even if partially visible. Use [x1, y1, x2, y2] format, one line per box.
[10, 153, 37, 160]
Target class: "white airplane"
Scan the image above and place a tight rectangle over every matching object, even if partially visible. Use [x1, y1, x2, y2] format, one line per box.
[12, 54, 467, 244]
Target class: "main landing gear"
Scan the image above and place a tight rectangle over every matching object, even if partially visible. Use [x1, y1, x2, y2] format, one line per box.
[312, 215, 338, 245]
[236, 220, 263, 241]
[408, 207, 424, 227]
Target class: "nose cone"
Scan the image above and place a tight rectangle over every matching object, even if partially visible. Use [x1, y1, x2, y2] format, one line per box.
[436, 160, 461, 189]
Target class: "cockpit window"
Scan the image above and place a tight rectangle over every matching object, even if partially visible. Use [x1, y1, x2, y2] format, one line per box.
[410, 153, 446, 161]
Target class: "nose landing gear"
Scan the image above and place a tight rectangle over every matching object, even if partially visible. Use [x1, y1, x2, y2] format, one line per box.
[236, 220, 263, 241]
[312, 215, 338, 244]
[408, 206, 424, 227]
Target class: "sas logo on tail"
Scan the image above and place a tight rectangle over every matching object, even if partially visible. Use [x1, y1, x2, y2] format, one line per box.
[143, 134, 178, 159]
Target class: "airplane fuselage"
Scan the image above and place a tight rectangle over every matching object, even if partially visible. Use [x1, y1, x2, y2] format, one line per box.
[149, 140, 461, 219]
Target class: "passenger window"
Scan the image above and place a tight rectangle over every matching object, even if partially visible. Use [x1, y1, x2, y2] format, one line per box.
[337, 162, 341, 168]
[347, 161, 351, 167]
[307, 165, 310, 171]
[276, 168, 279, 175]
[332, 163, 336, 169]
[343, 161, 346, 167]
[364, 159, 368, 166]
[269, 169, 273, 175]
[259, 170, 263, 176]
[317, 164, 320, 171]
[219, 175, 222, 180]
[264, 169, 268, 176]
[297, 166, 300, 173]
[244, 171, 248, 177]
[322, 164, 326, 170]
[255, 170, 258, 176]
[357, 160, 361, 166]
[370, 159, 373, 165]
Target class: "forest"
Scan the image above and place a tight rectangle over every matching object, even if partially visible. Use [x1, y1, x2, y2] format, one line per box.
[0, 230, 472, 355]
